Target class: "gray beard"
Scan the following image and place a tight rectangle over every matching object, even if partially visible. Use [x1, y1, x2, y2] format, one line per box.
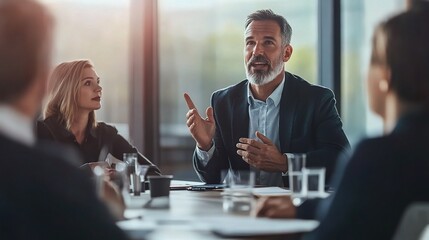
[246, 59, 284, 86]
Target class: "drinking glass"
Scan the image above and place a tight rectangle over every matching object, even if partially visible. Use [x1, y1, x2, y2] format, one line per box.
[134, 163, 150, 195]
[123, 153, 138, 195]
[287, 153, 307, 206]
[114, 162, 131, 204]
[303, 167, 326, 199]
[222, 170, 255, 214]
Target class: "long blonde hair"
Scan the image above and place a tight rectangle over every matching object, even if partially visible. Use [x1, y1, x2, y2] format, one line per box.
[44, 60, 97, 130]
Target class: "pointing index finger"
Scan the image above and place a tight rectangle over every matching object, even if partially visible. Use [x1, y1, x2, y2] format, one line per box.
[184, 93, 197, 110]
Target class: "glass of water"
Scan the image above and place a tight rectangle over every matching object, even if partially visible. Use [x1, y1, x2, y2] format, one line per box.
[303, 167, 326, 199]
[222, 169, 255, 215]
[287, 153, 307, 206]
[123, 153, 139, 195]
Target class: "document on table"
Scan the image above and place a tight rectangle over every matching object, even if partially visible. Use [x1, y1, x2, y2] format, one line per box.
[205, 216, 319, 237]
[170, 180, 204, 190]
[117, 219, 156, 238]
[252, 187, 291, 197]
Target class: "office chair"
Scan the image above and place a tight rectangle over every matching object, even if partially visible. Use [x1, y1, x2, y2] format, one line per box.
[393, 202, 429, 240]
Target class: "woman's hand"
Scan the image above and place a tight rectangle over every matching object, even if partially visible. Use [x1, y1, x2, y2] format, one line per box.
[86, 161, 109, 170]
[104, 167, 116, 180]
[84, 162, 116, 180]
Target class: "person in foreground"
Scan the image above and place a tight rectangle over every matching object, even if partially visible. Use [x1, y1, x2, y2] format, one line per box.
[256, 3, 429, 239]
[184, 9, 349, 187]
[37, 59, 161, 176]
[0, 0, 129, 239]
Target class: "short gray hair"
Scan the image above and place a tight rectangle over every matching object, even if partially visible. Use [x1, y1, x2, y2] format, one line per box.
[245, 9, 292, 46]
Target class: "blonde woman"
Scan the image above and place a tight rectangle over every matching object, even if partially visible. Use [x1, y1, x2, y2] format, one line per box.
[37, 60, 161, 176]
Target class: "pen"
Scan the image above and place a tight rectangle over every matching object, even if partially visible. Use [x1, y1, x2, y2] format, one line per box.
[187, 186, 209, 191]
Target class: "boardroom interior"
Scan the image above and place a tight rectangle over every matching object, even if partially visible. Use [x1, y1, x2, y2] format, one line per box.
[40, 0, 408, 181]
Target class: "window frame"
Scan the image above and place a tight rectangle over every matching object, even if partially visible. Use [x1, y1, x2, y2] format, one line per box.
[130, 0, 342, 167]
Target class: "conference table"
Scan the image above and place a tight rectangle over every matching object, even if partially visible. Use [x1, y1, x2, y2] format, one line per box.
[117, 180, 319, 240]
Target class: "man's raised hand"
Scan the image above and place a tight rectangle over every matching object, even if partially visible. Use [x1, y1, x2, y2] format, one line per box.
[184, 93, 216, 151]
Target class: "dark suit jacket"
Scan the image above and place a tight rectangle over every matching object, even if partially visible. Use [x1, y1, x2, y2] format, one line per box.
[193, 72, 350, 186]
[0, 134, 129, 240]
[37, 117, 161, 175]
[304, 110, 429, 240]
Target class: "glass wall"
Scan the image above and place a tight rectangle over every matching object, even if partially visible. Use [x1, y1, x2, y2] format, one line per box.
[341, 0, 404, 146]
[158, 0, 318, 178]
[40, 0, 410, 179]
[40, 0, 131, 139]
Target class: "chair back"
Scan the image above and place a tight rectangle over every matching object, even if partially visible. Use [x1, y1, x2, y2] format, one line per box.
[393, 202, 429, 240]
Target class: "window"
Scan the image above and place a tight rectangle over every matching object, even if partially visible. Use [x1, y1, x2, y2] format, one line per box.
[42, 0, 407, 179]
[158, 0, 317, 178]
[40, 0, 131, 139]
[341, 0, 404, 146]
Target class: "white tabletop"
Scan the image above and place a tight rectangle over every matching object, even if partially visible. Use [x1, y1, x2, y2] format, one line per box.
[118, 180, 318, 240]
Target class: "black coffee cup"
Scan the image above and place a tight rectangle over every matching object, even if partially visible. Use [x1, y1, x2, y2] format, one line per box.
[148, 175, 173, 198]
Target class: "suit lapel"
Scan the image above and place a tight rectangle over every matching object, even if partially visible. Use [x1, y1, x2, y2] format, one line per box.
[279, 72, 298, 153]
[232, 83, 249, 147]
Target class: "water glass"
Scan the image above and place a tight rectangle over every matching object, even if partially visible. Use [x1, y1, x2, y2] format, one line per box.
[113, 162, 131, 204]
[222, 170, 255, 215]
[287, 153, 307, 206]
[133, 163, 150, 195]
[123, 153, 139, 195]
[303, 168, 326, 198]
[123, 153, 137, 174]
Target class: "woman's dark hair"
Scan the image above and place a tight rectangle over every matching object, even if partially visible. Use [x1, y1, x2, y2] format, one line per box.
[383, 2, 429, 104]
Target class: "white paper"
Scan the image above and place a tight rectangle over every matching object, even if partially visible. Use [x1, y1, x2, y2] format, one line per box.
[116, 219, 156, 238]
[206, 216, 319, 237]
[252, 187, 291, 197]
[105, 153, 123, 166]
[170, 180, 204, 187]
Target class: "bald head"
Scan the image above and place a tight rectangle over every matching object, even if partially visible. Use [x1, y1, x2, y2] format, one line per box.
[0, 0, 53, 106]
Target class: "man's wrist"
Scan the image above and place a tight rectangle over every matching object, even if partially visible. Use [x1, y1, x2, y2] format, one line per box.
[197, 140, 214, 152]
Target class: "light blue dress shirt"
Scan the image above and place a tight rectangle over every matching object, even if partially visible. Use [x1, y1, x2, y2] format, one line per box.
[196, 76, 286, 186]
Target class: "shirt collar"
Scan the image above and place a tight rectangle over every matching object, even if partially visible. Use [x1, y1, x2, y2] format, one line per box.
[247, 74, 285, 107]
[0, 105, 35, 146]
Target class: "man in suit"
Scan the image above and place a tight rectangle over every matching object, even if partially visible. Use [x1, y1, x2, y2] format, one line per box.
[0, 0, 129, 239]
[184, 9, 349, 187]
[256, 3, 429, 239]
